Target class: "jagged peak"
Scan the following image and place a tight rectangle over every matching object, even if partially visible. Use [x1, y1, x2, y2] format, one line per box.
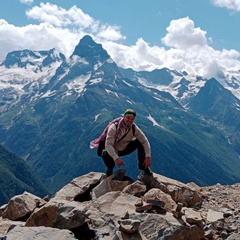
[70, 35, 111, 64]
[0, 48, 65, 68]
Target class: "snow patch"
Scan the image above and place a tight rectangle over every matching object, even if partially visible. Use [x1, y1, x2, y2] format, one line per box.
[65, 74, 91, 94]
[123, 80, 134, 87]
[147, 114, 163, 127]
[105, 89, 119, 98]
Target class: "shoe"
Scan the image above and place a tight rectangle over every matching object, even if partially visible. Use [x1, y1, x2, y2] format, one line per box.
[106, 169, 113, 177]
[137, 168, 153, 180]
[137, 171, 144, 181]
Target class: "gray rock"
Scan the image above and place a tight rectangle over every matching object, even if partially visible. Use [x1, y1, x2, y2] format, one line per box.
[54, 172, 104, 201]
[2, 171, 240, 240]
[91, 169, 132, 199]
[118, 219, 141, 234]
[207, 209, 224, 223]
[2, 192, 45, 221]
[6, 226, 76, 240]
[26, 199, 86, 229]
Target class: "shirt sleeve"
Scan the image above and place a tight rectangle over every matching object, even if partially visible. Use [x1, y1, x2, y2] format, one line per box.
[134, 124, 151, 157]
[105, 123, 119, 160]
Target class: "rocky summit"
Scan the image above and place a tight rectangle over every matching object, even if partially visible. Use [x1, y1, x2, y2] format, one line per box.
[0, 171, 239, 240]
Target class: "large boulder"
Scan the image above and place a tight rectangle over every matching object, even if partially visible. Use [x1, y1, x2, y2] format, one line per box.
[142, 188, 177, 212]
[26, 199, 86, 229]
[54, 172, 104, 201]
[139, 173, 203, 207]
[1, 192, 45, 221]
[0, 217, 24, 235]
[6, 226, 77, 240]
[91, 169, 132, 199]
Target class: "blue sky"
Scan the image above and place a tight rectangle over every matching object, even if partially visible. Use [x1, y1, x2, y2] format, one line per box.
[0, 0, 240, 79]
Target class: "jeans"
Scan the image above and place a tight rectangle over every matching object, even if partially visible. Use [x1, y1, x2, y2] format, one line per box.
[101, 139, 146, 171]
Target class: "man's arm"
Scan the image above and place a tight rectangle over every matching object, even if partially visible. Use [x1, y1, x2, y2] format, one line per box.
[105, 124, 119, 160]
[105, 124, 126, 167]
[134, 125, 151, 157]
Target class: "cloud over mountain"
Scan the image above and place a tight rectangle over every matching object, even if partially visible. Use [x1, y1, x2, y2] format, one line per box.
[0, 2, 239, 83]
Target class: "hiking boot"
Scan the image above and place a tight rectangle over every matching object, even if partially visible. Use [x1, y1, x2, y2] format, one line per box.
[137, 168, 153, 180]
[106, 169, 113, 177]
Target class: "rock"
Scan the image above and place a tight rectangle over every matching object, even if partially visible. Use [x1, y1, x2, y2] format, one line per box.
[207, 209, 224, 223]
[6, 225, 76, 240]
[135, 203, 153, 213]
[118, 219, 141, 234]
[85, 191, 139, 239]
[26, 199, 86, 229]
[116, 230, 142, 240]
[135, 198, 143, 207]
[54, 172, 104, 201]
[91, 170, 132, 199]
[142, 188, 177, 211]
[1, 192, 45, 221]
[226, 233, 240, 239]
[121, 212, 129, 219]
[1, 171, 240, 240]
[221, 208, 234, 217]
[138, 213, 204, 240]
[172, 203, 184, 219]
[89, 191, 139, 217]
[204, 229, 214, 239]
[122, 180, 147, 197]
[140, 173, 202, 207]
[184, 208, 203, 228]
[146, 199, 165, 208]
[0, 217, 24, 235]
[0, 205, 7, 217]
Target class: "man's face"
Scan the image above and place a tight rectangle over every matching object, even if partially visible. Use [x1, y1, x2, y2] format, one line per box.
[123, 115, 135, 127]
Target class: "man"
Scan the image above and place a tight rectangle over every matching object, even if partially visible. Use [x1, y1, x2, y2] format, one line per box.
[100, 109, 152, 176]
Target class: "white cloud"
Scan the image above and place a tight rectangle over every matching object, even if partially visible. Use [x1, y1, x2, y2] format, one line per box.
[0, 3, 125, 60]
[96, 24, 125, 41]
[20, 0, 34, 5]
[0, 3, 240, 81]
[102, 18, 240, 80]
[102, 38, 165, 71]
[0, 19, 81, 60]
[26, 3, 94, 28]
[162, 17, 207, 49]
[26, 2, 124, 42]
[211, 0, 240, 11]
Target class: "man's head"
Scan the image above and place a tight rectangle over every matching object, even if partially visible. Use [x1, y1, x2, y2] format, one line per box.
[124, 109, 136, 117]
[123, 109, 136, 127]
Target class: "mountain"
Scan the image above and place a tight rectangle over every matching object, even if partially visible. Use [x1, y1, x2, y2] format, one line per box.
[187, 78, 240, 154]
[119, 67, 240, 106]
[122, 68, 240, 156]
[0, 48, 65, 113]
[0, 143, 48, 205]
[0, 48, 65, 69]
[0, 35, 240, 194]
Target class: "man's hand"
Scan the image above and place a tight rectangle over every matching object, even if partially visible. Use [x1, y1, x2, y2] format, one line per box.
[115, 158, 125, 167]
[143, 157, 151, 169]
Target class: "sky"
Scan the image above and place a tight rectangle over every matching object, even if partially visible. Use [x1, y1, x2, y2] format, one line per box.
[0, 0, 240, 79]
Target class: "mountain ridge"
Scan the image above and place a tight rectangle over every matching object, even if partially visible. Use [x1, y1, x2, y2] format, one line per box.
[0, 143, 48, 206]
[0, 35, 239, 194]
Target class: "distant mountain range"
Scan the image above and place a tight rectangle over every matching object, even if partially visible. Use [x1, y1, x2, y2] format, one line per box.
[0, 35, 239, 195]
[0, 144, 48, 205]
